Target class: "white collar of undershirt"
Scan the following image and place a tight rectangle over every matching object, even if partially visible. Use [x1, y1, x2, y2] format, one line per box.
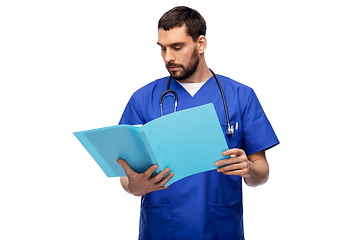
[176, 81, 206, 97]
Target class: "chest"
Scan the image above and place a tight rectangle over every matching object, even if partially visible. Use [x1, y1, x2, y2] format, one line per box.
[143, 79, 243, 149]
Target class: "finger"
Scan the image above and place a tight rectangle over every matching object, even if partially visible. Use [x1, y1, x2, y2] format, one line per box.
[117, 159, 136, 176]
[152, 168, 171, 183]
[216, 149, 247, 167]
[143, 165, 159, 178]
[217, 162, 247, 173]
[215, 156, 244, 167]
[222, 148, 245, 157]
[222, 169, 248, 176]
[158, 172, 174, 187]
[215, 158, 235, 167]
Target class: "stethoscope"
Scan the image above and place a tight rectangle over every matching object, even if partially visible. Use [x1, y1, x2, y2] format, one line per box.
[160, 69, 235, 137]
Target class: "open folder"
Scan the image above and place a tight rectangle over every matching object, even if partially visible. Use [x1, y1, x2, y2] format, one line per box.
[73, 103, 229, 186]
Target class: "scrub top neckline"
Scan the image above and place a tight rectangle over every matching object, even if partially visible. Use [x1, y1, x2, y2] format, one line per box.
[176, 81, 207, 97]
[172, 76, 215, 98]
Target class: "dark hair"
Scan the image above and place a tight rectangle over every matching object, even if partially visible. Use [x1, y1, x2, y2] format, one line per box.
[158, 6, 207, 42]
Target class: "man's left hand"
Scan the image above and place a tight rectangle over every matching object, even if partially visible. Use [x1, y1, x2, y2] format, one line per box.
[215, 148, 250, 177]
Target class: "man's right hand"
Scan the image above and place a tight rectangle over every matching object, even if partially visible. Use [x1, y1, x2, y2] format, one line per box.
[117, 159, 174, 197]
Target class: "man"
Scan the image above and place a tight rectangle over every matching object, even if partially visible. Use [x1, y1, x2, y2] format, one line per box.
[117, 6, 279, 239]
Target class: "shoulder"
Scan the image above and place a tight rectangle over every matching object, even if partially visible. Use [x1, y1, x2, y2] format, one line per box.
[133, 76, 168, 94]
[120, 76, 169, 125]
[216, 74, 255, 97]
[130, 76, 168, 100]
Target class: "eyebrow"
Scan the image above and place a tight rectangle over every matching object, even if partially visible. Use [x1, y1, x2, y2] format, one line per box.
[157, 42, 185, 48]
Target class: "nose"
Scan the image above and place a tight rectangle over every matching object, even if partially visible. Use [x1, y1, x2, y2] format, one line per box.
[164, 49, 175, 63]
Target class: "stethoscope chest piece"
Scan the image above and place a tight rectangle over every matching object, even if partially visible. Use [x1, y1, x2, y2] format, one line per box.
[227, 124, 234, 137]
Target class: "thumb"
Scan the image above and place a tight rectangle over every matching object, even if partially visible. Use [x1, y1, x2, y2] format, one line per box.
[117, 159, 135, 176]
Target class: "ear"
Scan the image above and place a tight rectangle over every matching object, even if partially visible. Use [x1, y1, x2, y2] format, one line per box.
[197, 35, 207, 54]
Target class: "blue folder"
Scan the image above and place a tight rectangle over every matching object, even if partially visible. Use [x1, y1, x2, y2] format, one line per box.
[74, 103, 229, 186]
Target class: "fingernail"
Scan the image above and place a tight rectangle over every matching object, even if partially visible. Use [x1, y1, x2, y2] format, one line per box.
[215, 162, 219, 166]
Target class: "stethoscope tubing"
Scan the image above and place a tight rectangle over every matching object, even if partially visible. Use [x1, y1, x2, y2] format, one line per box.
[160, 89, 178, 117]
[209, 69, 233, 136]
[160, 68, 234, 137]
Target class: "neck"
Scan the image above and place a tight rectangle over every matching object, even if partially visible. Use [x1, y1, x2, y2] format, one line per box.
[178, 57, 212, 83]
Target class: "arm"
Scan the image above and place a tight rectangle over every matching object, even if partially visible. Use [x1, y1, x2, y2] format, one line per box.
[215, 149, 269, 187]
[117, 159, 174, 197]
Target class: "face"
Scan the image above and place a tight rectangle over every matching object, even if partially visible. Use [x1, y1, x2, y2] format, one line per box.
[157, 25, 200, 81]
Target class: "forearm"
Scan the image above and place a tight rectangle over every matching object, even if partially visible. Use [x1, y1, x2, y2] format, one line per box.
[243, 157, 269, 187]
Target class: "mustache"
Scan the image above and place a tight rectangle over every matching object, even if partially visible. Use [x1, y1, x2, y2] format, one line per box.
[166, 62, 184, 68]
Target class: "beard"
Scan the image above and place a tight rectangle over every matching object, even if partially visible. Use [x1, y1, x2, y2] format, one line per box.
[166, 47, 200, 81]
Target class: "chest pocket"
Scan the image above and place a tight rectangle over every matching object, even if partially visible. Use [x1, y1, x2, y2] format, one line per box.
[221, 122, 243, 149]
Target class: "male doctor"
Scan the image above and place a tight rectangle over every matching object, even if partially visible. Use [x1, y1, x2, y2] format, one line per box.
[117, 6, 279, 240]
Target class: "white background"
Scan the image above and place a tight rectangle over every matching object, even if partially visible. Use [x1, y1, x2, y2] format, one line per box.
[1, 0, 359, 239]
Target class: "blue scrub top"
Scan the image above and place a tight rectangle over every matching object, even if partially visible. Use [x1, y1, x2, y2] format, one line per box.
[119, 75, 279, 240]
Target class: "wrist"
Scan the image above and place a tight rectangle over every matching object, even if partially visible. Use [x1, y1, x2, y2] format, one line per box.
[243, 159, 252, 179]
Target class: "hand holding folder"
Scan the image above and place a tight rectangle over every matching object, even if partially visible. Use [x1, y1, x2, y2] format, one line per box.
[73, 103, 229, 186]
[117, 159, 174, 196]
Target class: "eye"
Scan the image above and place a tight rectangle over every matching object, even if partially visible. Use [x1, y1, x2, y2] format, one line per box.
[174, 46, 182, 51]
[161, 47, 166, 52]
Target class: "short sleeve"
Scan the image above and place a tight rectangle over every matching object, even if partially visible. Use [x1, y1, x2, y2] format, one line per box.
[119, 95, 144, 125]
[241, 90, 279, 155]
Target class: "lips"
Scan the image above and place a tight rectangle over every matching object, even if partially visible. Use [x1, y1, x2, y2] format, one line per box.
[168, 67, 180, 71]
[166, 63, 182, 72]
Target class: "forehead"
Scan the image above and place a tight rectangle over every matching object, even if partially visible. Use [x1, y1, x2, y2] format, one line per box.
[158, 25, 193, 46]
